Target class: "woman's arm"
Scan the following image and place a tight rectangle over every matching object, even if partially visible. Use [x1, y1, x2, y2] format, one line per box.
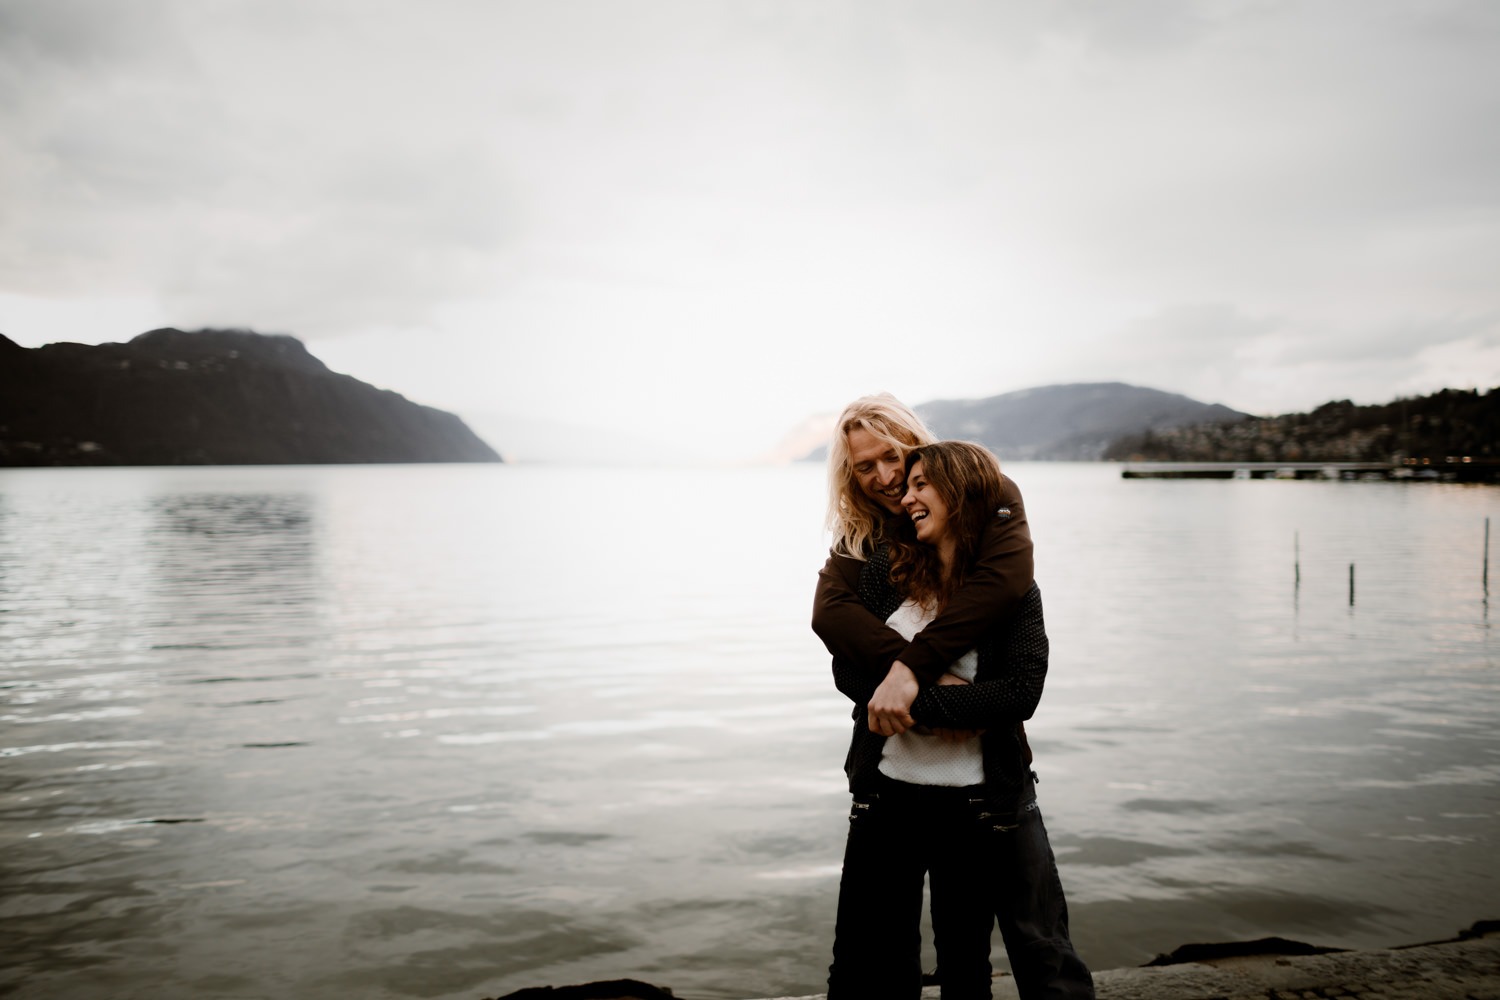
[908, 584, 1048, 731]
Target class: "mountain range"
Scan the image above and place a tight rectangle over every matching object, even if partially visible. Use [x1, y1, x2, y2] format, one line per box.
[10, 327, 1481, 469]
[918, 383, 1246, 461]
[800, 383, 1245, 462]
[0, 328, 500, 466]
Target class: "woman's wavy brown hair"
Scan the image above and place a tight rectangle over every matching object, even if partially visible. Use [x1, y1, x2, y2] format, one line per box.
[887, 440, 1006, 612]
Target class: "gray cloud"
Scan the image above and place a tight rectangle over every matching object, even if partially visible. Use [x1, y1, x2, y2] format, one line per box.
[1268, 312, 1500, 367]
[1, 0, 1497, 453]
[1063, 301, 1500, 416]
[0, 0, 526, 330]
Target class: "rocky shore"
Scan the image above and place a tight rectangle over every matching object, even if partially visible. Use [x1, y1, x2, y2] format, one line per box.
[490, 922, 1500, 1000]
[757, 922, 1500, 1000]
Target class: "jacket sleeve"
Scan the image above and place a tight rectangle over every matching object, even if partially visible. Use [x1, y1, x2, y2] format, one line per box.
[895, 475, 1034, 683]
[831, 655, 880, 708]
[908, 583, 1048, 730]
[811, 550, 909, 680]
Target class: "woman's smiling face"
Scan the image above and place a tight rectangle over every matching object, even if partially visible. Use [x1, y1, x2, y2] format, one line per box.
[901, 459, 950, 545]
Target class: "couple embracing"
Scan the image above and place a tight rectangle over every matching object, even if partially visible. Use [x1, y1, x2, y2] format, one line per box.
[811, 394, 1094, 1000]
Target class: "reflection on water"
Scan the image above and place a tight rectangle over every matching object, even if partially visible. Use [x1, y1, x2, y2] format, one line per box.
[0, 464, 1496, 1000]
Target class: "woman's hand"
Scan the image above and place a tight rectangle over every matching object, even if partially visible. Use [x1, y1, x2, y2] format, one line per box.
[868, 661, 919, 736]
[933, 674, 984, 742]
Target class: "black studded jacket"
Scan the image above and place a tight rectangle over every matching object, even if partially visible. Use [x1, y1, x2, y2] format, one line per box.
[831, 546, 1049, 822]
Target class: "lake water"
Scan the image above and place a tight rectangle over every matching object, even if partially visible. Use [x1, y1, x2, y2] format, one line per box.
[1, 463, 1496, 1000]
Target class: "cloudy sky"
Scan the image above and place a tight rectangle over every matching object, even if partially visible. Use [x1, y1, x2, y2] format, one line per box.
[2, 0, 1497, 463]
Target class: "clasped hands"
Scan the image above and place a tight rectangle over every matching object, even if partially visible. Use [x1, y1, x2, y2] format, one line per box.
[867, 661, 983, 744]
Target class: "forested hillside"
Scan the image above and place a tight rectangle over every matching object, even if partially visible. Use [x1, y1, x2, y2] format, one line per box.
[1103, 387, 1499, 464]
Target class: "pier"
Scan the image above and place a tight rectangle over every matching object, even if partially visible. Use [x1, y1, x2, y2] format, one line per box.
[1120, 459, 1498, 481]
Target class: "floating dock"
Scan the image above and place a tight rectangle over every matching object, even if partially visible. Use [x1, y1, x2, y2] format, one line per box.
[1119, 460, 1493, 481]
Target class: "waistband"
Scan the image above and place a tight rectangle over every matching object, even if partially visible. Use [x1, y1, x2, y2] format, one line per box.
[872, 772, 986, 800]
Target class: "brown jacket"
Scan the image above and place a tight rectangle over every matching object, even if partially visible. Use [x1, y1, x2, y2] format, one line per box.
[810, 474, 1035, 686]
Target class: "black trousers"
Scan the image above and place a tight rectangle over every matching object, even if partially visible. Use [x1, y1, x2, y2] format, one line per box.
[827, 775, 1094, 1000]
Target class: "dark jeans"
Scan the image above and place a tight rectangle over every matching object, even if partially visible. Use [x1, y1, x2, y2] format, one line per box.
[828, 775, 1094, 1000]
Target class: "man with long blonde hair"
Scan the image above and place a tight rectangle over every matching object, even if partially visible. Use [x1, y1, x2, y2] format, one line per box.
[812, 394, 1093, 999]
[813, 393, 1034, 736]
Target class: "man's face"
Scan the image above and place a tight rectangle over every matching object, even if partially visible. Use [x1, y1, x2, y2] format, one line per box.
[847, 427, 907, 516]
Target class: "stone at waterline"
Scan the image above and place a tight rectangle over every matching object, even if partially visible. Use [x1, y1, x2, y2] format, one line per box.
[486, 977, 675, 1000]
[1145, 936, 1345, 967]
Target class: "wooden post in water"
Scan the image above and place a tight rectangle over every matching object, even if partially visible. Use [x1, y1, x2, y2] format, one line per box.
[1485, 517, 1490, 593]
[1349, 563, 1355, 606]
[1294, 531, 1301, 589]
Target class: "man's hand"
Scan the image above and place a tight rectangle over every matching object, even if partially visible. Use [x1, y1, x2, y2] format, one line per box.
[868, 661, 919, 736]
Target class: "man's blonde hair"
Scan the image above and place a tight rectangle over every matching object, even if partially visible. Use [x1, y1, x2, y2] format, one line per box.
[825, 393, 937, 557]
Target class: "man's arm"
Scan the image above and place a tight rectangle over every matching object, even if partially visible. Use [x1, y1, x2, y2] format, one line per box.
[811, 553, 922, 735]
[811, 476, 1035, 686]
[832, 657, 933, 738]
[810, 551, 908, 678]
[831, 655, 880, 707]
[895, 475, 1034, 682]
